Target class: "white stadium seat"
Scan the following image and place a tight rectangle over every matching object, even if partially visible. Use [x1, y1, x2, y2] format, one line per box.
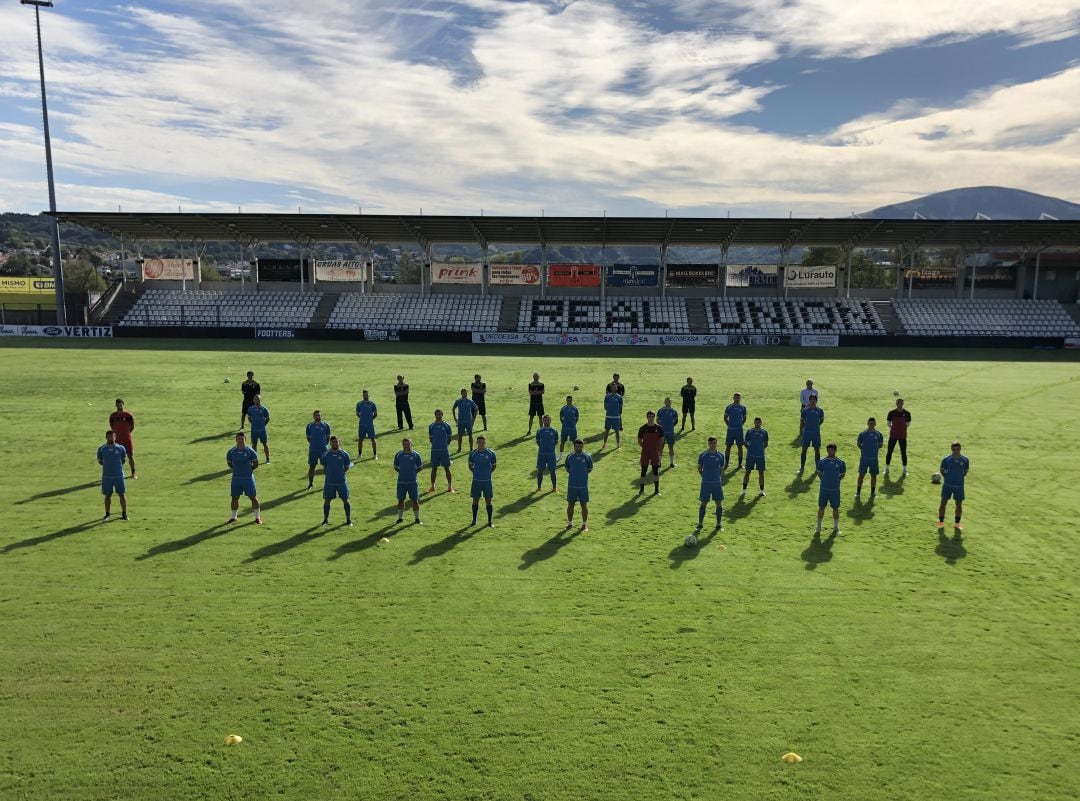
[894, 299, 1080, 337]
[703, 298, 885, 335]
[325, 294, 502, 332]
[517, 297, 691, 334]
[121, 289, 321, 328]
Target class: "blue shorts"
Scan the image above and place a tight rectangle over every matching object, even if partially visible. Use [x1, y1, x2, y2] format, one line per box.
[537, 454, 557, 473]
[726, 429, 744, 446]
[802, 431, 821, 449]
[567, 485, 589, 504]
[397, 482, 419, 502]
[457, 420, 473, 435]
[818, 487, 840, 509]
[699, 481, 723, 503]
[561, 429, 577, 444]
[663, 431, 676, 446]
[604, 416, 622, 431]
[101, 475, 126, 496]
[308, 447, 327, 467]
[941, 485, 965, 502]
[471, 479, 493, 500]
[323, 483, 350, 501]
[358, 424, 376, 441]
[745, 455, 766, 472]
[231, 477, 257, 498]
[859, 457, 879, 476]
[250, 430, 268, 447]
[430, 450, 451, 468]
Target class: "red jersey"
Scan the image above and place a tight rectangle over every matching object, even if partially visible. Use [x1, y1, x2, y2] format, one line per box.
[886, 408, 910, 439]
[638, 423, 664, 465]
[109, 410, 135, 441]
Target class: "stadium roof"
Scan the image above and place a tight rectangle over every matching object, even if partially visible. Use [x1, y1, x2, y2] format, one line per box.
[50, 212, 1080, 251]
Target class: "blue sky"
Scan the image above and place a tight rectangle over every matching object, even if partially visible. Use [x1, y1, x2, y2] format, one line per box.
[1, 0, 1078, 216]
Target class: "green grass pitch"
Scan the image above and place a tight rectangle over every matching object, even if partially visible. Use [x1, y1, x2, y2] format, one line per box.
[1, 340, 1078, 801]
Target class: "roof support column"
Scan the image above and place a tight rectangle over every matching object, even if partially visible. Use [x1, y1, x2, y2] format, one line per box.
[720, 245, 729, 298]
[1032, 250, 1042, 300]
[844, 248, 853, 298]
[659, 243, 668, 299]
[780, 246, 791, 299]
[481, 243, 489, 297]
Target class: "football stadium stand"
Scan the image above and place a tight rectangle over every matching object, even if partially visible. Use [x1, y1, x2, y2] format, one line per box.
[705, 298, 886, 335]
[894, 299, 1080, 337]
[517, 297, 691, 334]
[326, 293, 501, 332]
[122, 289, 321, 328]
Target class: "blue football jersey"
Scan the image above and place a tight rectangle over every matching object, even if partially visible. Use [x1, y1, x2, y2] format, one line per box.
[356, 400, 377, 425]
[802, 406, 824, 433]
[429, 421, 452, 451]
[306, 421, 331, 450]
[657, 407, 679, 433]
[453, 397, 477, 421]
[698, 450, 725, 482]
[560, 405, 580, 429]
[817, 457, 846, 490]
[745, 428, 769, 457]
[469, 448, 497, 481]
[97, 443, 127, 477]
[940, 455, 970, 488]
[248, 405, 270, 431]
[725, 403, 748, 429]
[604, 393, 623, 416]
[321, 449, 351, 483]
[394, 450, 423, 483]
[228, 446, 259, 478]
[536, 427, 559, 455]
[565, 452, 593, 486]
[857, 429, 883, 459]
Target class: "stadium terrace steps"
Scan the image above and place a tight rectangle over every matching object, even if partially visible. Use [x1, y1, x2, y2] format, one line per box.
[497, 297, 518, 331]
[685, 298, 710, 334]
[893, 299, 1080, 337]
[121, 289, 322, 328]
[308, 292, 340, 330]
[872, 301, 905, 335]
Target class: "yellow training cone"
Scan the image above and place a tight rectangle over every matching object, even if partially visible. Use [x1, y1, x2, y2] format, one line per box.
[224, 735, 243, 746]
[781, 752, 802, 764]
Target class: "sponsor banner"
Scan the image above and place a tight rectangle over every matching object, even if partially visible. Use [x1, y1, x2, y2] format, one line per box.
[784, 265, 836, 288]
[432, 262, 481, 284]
[728, 334, 793, 346]
[907, 268, 956, 289]
[549, 263, 601, 288]
[726, 264, 778, 288]
[257, 258, 306, 282]
[800, 334, 840, 347]
[607, 264, 659, 287]
[364, 329, 390, 341]
[314, 260, 367, 282]
[967, 266, 1016, 289]
[255, 328, 296, 339]
[141, 258, 196, 281]
[0, 276, 56, 293]
[667, 264, 719, 287]
[657, 334, 729, 346]
[0, 324, 113, 338]
[490, 263, 542, 286]
[1065, 337, 1080, 349]
[472, 332, 537, 344]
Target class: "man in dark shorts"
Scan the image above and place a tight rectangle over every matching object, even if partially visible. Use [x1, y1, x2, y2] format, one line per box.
[394, 374, 413, 430]
[471, 374, 488, 431]
[680, 377, 697, 431]
[885, 398, 911, 476]
[637, 411, 665, 496]
[109, 398, 137, 479]
[240, 371, 260, 429]
[527, 372, 545, 435]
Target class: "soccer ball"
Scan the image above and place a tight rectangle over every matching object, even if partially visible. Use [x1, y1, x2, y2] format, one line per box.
[893, 389, 899, 396]
[931, 472, 942, 484]
[684, 534, 698, 547]
[224, 377, 231, 383]
[573, 385, 579, 390]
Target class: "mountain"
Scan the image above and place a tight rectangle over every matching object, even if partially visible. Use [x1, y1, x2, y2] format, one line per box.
[861, 186, 1080, 220]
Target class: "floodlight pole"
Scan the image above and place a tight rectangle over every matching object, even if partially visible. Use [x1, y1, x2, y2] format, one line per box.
[23, 0, 66, 325]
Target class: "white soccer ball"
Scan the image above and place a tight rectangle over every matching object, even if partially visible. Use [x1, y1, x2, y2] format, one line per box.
[893, 389, 899, 396]
[684, 534, 698, 547]
[573, 385, 580, 390]
[224, 377, 231, 383]
[931, 472, 942, 484]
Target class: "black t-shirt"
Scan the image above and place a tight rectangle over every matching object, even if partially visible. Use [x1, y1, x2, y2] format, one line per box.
[529, 381, 544, 397]
[680, 385, 697, 402]
[394, 383, 410, 402]
[471, 381, 486, 398]
[241, 379, 261, 402]
[606, 381, 625, 396]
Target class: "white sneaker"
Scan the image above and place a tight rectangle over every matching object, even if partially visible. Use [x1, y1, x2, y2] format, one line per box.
[902, 467, 908, 476]
[739, 490, 746, 498]
[814, 525, 821, 535]
[884, 465, 890, 475]
[759, 490, 766, 497]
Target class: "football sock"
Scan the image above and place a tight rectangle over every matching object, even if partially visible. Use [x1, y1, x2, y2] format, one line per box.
[698, 506, 706, 526]
[230, 510, 238, 521]
[486, 504, 493, 525]
[939, 515, 945, 523]
[716, 508, 722, 526]
[955, 515, 961, 524]
[472, 504, 478, 525]
[343, 502, 351, 523]
[323, 502, 330, 522]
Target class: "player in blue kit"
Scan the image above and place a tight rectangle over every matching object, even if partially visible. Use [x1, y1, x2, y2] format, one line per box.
[740, 417, 769, 497]
[559, 395, 579, 457]
[856, 418, 884, 499]
[724, 393, 748, 469]
[938, 441, 970, 531]
[427, 409, 456, 493]
[657, 397, 679, 468]
[564, 438, 593, 531]
[227, 431, 261, 524]
[452, 388, 478, 453]
[355, 389, 379, 460]
[799, 395, 825, 474]
[306, 410, 331, 489]
[320, 436, 353, 526]
[601, 390, 623, 449]
[247, 394, 271, 464]
[535, 415, 560, 492]
[815, 442, 846, 535]
[468, 436, 497, 527]
[97, 430, 128, 521]
[393, 438, 424, 525]
[697, 437, 725, 530]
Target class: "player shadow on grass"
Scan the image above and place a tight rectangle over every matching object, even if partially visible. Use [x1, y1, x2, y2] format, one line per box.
[667, 527, 721, 568]
[409, 525, 478, 565]
[244, 524, 335, 563]
[369, 491, 444, 521]
[189, 431, 236, 444]
[846, 496, 876, 526]
[724, 493, 761, 522]
[801, 531, 837, 570]
[881, 472, 906, 496]
[519, 526, 582, 570]
[136, 521, 235, 560]
[935, 531, 967, 565]
[14, 480, 100, 505]
[498, 489, 551, 515]
[2, 519, 103, 553]
[184, 468, 231, 484]
[496, 433, 534, 450]
[784, 472, 815, 499]
[605, 493, 654, 522]
[327, 522, 402, 560]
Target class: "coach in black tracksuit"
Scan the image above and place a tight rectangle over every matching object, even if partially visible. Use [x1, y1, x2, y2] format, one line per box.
[394, 375, 413, 430]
